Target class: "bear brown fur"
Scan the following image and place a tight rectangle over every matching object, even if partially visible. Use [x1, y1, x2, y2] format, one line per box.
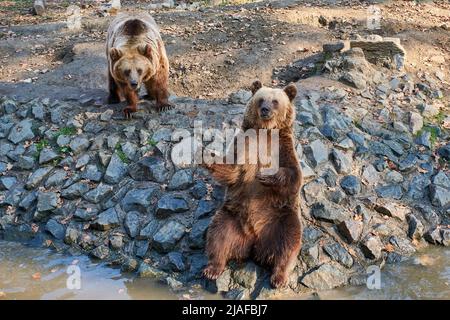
[203, 80, 303, 288]
[107, 13, 171, 117]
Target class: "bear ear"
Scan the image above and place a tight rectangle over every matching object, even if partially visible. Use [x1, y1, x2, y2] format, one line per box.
[283, 83, 297, 102]
[138, 44, 152, 59]
[109, 48, 123, 62]
[250, 80, 262, 95]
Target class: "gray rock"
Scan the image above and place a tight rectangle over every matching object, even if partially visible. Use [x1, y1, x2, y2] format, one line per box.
[69, 137, 90, 154]
[437, 143, 450, 160]
[398, 153, 417, 172]
[61, 181, 90, 200]
[311, 201, 349, 224]
[91, 245, 110, 260]
[75, 154, 90, 169]
[189, 218, 210, 249]
[2, 99, 17, 114]
[83, 183, 113, 204]
[45, 219, 65, 240]
[56, 135, 71, 147]
[104, 153, 128, 184]
[152, 220, 186, 252]
[429, 185, 450, 207]
[340, 175, 361, 195]
[91, 207, 120, 231]
[229, 90, 252, 104]
[194, 200, 216, 219]
[39, 149, 60, 164]
[361, 236, 383, 259]
[64, 226, 80, 245]
[166, 252, 186, 272]
[301, 264, 347, 290]
[110, 235, 123, 249]
[301, 243, 320, 268]
[338, 220, 363, 244]
[15, 156, 35, 170]
[361, 164, 380, 185]
[73, 207, 97, 221]
[36, 191, 59, 213]
[385, 170, 404, 184]
[331, 148, 353, 174]
[18, 191, 37, 210]
[323, 241, 354, 268]
[121, 141, 138, 161]
[139, 219, 160, 239]
[155, 194, 189, 218]
[190, 181, 208, 199]
[409, 112, 423, 134]
[8, 119, 35, 144]
[124, 211, 140, 238]
[233, 262, 258, 289]
[215, 269, 232, 293]
[122, 186, 159, 212]
[45, 169, 67, 188]
[407, 214, 424, 240]
[375, 184, 403, 200]
[168, 169, 194, 190]
[0, 176, 17, 190]
[415, 131, 431, 149]
[81, 164, 103, 182]
[128, 156, 168, 183]
[323, 41, 345, 53]
[138, 263, 166, 279]
[432, 171, 450, 189]
[305, 139, 329, 167]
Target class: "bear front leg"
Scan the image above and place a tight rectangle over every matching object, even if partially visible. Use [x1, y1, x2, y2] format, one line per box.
[122, 86, 139, 119]
[204, 209, 253, 280]
[145, 73, 173, 112]
[254, 212, 302, 288]
[108, 72, 121, 104]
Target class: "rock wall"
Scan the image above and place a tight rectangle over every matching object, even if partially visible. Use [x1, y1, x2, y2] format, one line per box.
[0, 50, 449, 299]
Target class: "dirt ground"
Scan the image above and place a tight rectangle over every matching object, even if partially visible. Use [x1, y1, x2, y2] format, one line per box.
[0, 0, 449, 100]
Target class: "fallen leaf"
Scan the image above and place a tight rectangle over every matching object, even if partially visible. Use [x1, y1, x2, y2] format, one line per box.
[32, 272, 41, 280]
[384, 243, 395, 252]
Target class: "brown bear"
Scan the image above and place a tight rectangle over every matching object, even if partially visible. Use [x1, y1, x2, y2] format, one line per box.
[203, 81, 303, 288]
[107, 13, 171, 117]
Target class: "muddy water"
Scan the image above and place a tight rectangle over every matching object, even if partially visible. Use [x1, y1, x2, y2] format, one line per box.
[0, 241, 448, 300]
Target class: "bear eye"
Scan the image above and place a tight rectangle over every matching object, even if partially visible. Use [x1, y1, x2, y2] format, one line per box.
[124, 69, 131, 76]
[137, 68, 143, 75]
[272, 99, 279, 108]
[257, 98, 264, 106]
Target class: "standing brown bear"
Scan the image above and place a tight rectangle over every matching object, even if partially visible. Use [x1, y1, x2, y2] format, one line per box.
[203, 81, 303, 288]
[107, 13, 171, 117]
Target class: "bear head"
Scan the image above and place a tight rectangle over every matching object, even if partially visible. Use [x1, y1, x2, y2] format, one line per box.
[242, 80, 297, 130]
[109, 44, 158, 91]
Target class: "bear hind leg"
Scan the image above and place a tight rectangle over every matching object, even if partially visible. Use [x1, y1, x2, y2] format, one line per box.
[204, 210, 253, 280]
[254, 212, 302, 288]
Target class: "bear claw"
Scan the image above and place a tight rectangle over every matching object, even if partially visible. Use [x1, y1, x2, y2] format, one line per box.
[203, 265, 224, 280]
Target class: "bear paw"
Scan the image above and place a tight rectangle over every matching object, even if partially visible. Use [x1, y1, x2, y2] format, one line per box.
[203, 264, 224, 280]
[154, 102, 174, 112]
[123, 106, 137, 119]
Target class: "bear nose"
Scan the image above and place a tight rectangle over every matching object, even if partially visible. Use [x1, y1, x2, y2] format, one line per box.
[130, 80, 138, 89]
[261, 106, 270, 116]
